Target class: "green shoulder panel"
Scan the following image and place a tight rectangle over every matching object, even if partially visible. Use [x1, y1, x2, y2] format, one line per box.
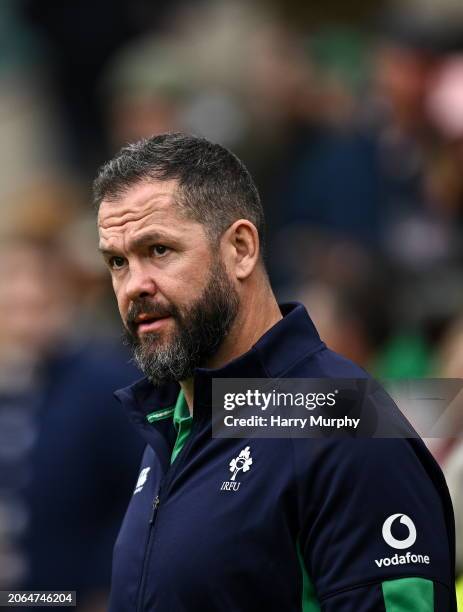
[382, 577, 434, 611]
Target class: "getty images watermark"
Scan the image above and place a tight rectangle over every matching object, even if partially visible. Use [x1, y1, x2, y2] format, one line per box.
[211, 378, 463, 438]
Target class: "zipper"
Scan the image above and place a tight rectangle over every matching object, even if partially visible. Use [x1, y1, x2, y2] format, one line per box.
[136, 418, 204, 611]
[136, 493, 161, 612]
[149, 495, 160, 523]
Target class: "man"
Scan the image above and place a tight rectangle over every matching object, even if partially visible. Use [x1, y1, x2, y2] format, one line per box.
[95, 133, 456, 611]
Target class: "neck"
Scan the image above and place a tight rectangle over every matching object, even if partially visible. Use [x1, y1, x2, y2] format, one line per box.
[181, 281, 282, 413]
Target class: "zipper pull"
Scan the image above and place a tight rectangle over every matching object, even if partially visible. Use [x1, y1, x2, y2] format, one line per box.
[149, 495, 160, 524]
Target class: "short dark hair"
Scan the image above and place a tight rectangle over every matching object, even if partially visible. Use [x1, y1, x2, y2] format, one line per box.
[93, 133, 265, 255]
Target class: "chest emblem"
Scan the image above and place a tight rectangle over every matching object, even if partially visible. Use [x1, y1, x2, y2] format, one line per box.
[220, 446, 253, 492]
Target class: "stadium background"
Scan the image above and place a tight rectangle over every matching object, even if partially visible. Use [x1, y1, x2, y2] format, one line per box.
[0, 0, 463, 608]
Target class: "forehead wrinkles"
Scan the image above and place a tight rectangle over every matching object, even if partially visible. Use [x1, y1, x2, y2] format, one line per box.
[98, 194, 177, 231]
[98, 202, 206, 254]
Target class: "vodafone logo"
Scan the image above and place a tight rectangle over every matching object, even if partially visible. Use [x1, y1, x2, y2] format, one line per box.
[374, 513, 430, 568]
[382, 514, 417, 550]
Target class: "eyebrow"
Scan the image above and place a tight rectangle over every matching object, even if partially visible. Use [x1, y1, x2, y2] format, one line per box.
[98, 231, 177, 256]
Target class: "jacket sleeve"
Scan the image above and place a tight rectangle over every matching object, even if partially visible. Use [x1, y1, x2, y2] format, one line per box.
[293, 436, 457, 611]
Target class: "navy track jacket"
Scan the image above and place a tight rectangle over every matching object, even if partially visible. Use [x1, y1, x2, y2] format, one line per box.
[110, 303, 456, 611]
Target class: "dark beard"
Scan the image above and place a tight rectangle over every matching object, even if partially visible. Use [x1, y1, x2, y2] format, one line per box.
[123, 259, 239, 386]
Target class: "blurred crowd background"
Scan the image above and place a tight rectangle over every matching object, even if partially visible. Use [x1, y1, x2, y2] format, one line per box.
[1, 0, 463, 608]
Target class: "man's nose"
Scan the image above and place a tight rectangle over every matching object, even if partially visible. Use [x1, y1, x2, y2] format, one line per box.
[124, 263, 157, 301]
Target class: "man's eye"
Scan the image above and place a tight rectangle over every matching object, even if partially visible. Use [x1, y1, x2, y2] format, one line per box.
[109, 256, 126, 269]
[152, 245, 168, 256]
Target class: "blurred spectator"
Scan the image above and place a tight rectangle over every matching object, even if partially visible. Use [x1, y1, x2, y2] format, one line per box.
[287, 236, 391, 369]
[101, 38, 196, 149]
[434, 315, 463, 578]
[22, 0, 177, 173]
[0, 217, 144, 609]
[444, 443, 463, 575]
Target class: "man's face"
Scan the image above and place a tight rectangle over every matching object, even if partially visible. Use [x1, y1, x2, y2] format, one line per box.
[98, 179, 239, 384]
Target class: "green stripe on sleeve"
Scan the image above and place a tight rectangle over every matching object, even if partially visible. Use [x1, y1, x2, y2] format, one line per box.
[296, 540, 321, 612]
[382, 577, 434, 611]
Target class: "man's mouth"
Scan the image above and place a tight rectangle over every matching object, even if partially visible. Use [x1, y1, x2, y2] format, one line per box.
[134, 313, 172, 334]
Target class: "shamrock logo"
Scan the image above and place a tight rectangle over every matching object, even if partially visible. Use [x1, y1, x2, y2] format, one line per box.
[229, 446, 253, 481]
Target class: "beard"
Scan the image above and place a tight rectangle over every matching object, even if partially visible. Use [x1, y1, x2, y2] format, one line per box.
[123, 258, 240, 386]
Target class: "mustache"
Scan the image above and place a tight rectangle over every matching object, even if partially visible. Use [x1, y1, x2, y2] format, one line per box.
[126, 298, 175, 334]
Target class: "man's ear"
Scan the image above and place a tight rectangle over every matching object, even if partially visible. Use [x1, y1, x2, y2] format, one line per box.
[222, 219, 260, 280]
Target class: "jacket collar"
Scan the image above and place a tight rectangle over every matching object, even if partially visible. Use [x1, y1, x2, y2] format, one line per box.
[115, 302, 325, 427]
